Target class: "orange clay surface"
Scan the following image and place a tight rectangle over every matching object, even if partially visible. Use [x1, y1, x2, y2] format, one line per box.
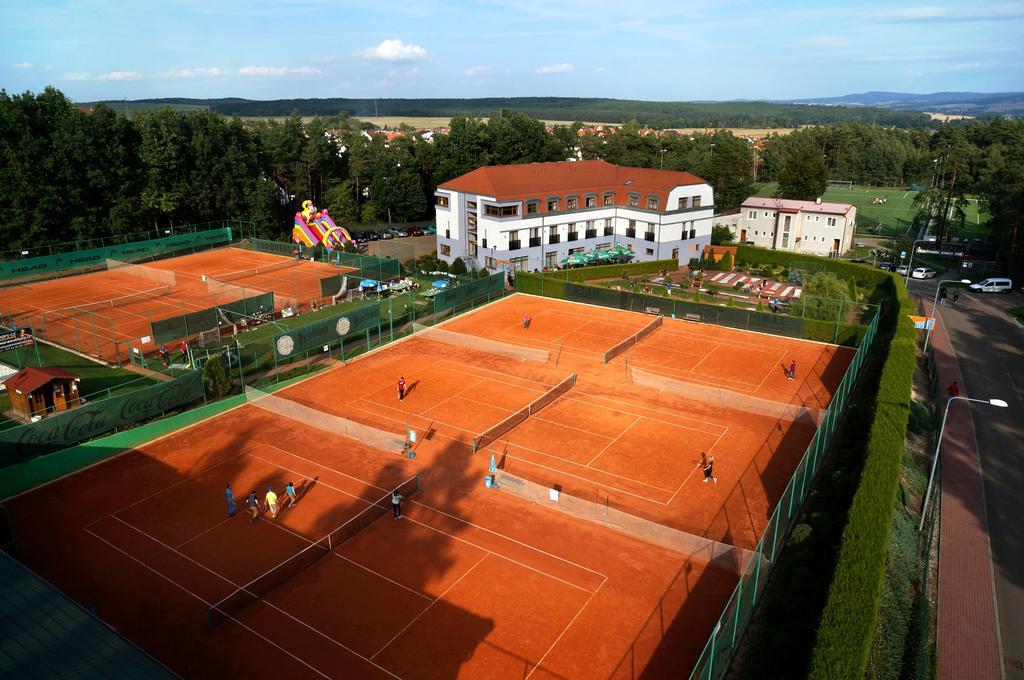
[5, 293, 853, 679]
[0, 247, 349, 363]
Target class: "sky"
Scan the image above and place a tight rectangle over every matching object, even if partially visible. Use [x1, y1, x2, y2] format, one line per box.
[1, 0, 1023, 102]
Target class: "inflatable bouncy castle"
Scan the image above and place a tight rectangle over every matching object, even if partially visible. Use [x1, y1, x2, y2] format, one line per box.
[293, 200, 354, 251]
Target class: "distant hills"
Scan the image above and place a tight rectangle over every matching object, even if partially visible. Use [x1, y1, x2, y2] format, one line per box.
[81, 92, 1020, 128]
[778, 91, 1024, 116]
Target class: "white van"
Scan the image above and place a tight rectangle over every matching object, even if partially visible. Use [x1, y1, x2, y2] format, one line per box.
[969, 278, 1013, 293]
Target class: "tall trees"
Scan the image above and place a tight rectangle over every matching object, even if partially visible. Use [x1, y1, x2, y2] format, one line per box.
[777, 145, 828, 200]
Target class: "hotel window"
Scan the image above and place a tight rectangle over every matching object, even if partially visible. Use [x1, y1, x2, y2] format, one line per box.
[435, 195, 449, 207]
[484, 204, 518, 217]
[547, 198, 560, 211]
[764, 212, 770, 218]
[526, 200, 539, 215]
[747, 210, 757, 219]
[566, 196, 578, 210]
[440, 244, 451, 255]
[692, 196, 702, 208]
[827, 217, 837, 227]
[467, 201, 477, 210]
[585, 195, 597, 208]
[603, 192, 615, 206]
[627, 193, 640, 207]
[646, 197, 658, 210]
[645, 248, 654, 256]
[678, 197, 688, 209]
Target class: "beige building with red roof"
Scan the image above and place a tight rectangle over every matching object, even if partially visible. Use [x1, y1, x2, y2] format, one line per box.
[725, 197, 858, 257]
[434, 160, 715, 270]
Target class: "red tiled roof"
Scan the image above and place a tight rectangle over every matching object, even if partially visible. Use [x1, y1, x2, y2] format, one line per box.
[2, 366, 80, 394]
[741, 196, 853, 215]
[438, 160, 705, 200]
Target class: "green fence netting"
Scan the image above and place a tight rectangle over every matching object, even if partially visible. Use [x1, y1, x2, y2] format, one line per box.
[434, 272, 505, 313]
[334, 251, 402, 280]
[0, 370, 204, 464]
[249, 238, 303, 258]
[685, 309, 880, 679]
[0, 227, 233, 281]
[271, 302, 381, 360]
[150, 292, 274, 344]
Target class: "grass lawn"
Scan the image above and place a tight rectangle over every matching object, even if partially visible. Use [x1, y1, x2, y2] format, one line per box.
[752, 183, 989, 240]
[0, 340, 158, 426]
[1007, 307, 1024, 321]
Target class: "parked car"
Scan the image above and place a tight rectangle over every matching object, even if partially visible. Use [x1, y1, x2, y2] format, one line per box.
[878, 262, 895, 271]
[377, 230, 393, 240]
[895, 264, 910, 275]
[911, 267, 937, 279]
[353, 232, 369, 244]
[425, 225, 437, 234]
[849, 258, 868, 264]
[406, 227, 424, 237]
[969, 277, 1014, 293]
[365, 231, 380, 241]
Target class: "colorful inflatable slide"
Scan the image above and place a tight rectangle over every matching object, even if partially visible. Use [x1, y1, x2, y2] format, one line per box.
[292, 200, 354, 251]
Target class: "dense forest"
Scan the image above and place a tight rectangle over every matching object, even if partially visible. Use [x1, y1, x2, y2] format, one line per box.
[3, 87, 1022, 276]
[93, 97, 939, 130]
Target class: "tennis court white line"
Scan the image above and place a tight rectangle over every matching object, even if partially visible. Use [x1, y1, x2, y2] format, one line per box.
[565, 391, 727, 436]
[658, 324, 794, 353]
[83, 527, 340, 680]
[331, 552, 433, 602]
[687, 341, 720, 374]
[626, 355, 763, 390]
[500, 449, 673, 504]
[530, 414, 615, 441]
[371, 553, 488, 660]
[666, 426, 730, 506]
[418, 376, 489, 417]
[525, 579, 607, 679]
[254, 445, 602, 594]
[107, 514, 404, 678]
[754, 350, 790, 392]
[176, 514, 236, 549]
[586, 415, 640, 466]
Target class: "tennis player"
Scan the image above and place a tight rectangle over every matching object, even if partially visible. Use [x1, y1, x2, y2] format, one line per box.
[225, 484, 236, 517]
[246, 491, 260, 523]
[522, 312, 531, 329]
[397, 376, 406, 401]
[392, 490, 403, 519]
[788, 359, 797, 381]
[701, 453, 717, 484]
[265, 486, 279, 519]
[285, 481, 298, 508]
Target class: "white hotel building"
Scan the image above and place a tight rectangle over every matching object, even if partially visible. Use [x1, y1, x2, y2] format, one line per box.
[722, 197, 858, 257]
[433, 160, 715, 271]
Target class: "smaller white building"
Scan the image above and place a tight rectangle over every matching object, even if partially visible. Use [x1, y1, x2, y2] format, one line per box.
[724, 197, 857, 257]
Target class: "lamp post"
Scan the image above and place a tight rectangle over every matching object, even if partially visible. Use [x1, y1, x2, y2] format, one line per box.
[923, 278, 971, 353]
[904, 238, 930, 282]
[659, 148, 667, 170]
[920, 395, 1008, 530]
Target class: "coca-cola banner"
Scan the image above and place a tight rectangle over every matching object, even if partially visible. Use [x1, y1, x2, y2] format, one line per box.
[0, 370, 203, 463]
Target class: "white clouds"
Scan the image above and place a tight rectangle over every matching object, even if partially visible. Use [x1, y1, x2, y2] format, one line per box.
[359, 39, 428, 61]
[239, 66, 321, 76]
[874, 4, 1024, 22]
[462, 65, 490, 76]
[536, 63, 573, 74]
[62, 72, 90, 81]
[13, 62, 33, 69]
[167, 67, 225, 78]
[98, 71, 142, 81]
[595, 66, 607, 72]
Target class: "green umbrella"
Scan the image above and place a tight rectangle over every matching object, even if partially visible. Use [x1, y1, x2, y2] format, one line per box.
[610, 244, 635, 259]
[591, 248, 613, 260]
[560, 253, 585, 265]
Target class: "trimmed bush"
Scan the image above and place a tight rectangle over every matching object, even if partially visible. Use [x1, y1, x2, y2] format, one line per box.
[808, 277, 916, 680]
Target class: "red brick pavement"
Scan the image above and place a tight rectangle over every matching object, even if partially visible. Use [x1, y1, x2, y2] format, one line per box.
[927, 299, 1003, 680]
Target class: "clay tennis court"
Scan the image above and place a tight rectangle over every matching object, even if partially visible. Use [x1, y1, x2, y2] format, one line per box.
[4, 293, 854, 678]
[0, 247, 352, 364]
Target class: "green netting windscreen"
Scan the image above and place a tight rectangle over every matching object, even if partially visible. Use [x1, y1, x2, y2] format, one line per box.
[319, 274, 363, 298]
[272, 302, 379, 359]
[433, 272, 505, 312]
[0, 371, 204, 464]
[250, 238, 299, 257]
[334, 252, 401, 280]
[0, 227, 232, 281]
[150, 292, 274, 343]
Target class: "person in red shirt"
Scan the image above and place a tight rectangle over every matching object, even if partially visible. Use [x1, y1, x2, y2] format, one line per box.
[947, 381, 960, 398]
[178, 339, 188, 362]
[788, 359, 797, 381]
[397, 376, 406, 401]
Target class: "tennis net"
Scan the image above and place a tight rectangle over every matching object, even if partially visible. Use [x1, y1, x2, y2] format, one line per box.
[214, 259, 302, 283]
[603, 315, 663, 364]
[630, 367, 825, 426]
[106, 259, 177, 287]
[207, 474, 420, 629]
[42, 285, 173, 322]
[471, 373, 576, 453]
[245, 386, 408, 453]
[412, 323, 549, 364]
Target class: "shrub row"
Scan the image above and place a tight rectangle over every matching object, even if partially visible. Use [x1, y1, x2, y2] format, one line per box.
[808, 276, 917, 679]
[736, 245, 889, 290]
[535, 259, 678, 282]
[802, 319, 869, 346]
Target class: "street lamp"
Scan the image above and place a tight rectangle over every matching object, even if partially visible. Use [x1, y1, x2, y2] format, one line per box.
[923, 279, 971, 353]
[920, 395, 1009, 530]
[904, 239, 930, 282]
[659, 148, 667, 170]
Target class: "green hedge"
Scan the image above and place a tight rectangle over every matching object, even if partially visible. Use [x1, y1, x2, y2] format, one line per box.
[803, 319, 869, 346]
[808, 277, 916, 679]
[527, 259, 678, 283]
[736, 245, 889, 288]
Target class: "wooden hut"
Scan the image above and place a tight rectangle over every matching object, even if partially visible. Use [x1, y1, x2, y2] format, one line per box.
[2, 367, 82, 419]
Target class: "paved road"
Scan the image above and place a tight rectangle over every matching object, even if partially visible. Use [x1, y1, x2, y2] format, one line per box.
[908, 276, 1024, 679]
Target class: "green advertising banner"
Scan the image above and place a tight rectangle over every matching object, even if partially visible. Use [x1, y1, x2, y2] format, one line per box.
[272, 302, 379, 359]
[0, 227, 232, 281]
[433, 272, 505, 312]
[0, 370, 204, 463]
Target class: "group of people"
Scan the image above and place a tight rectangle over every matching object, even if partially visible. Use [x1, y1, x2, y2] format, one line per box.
[157, 339, 189, 367]
[871, 197, 888, 205]
[225, 482, 298, 523]
[938, 287, 960, 305]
